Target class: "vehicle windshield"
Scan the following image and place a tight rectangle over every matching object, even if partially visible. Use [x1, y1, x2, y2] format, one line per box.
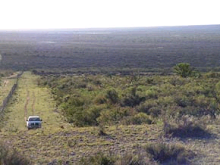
[29, 118, 41, 121]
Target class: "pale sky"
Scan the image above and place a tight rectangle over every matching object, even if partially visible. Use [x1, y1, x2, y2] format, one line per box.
[0, 0, 219, 30]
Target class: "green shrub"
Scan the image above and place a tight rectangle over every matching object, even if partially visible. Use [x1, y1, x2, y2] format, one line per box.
[159, 83, 175, 96]
[157, 96, 174, 107]
[174, 95, 192, 107]
[137, 100, 157, 114]
[145, 89, 158, 99]
[148, 107, 161, 118]
[124, 113, 153, 125]
[173, 63, 193, 78]
[191, 70, 201, 78]
[97, 107, 130, 125]
[69, 106, 103, 126]
[94, 93, 107, 104]
[121, 88, 145, 107]
[105, 89, 119, 104]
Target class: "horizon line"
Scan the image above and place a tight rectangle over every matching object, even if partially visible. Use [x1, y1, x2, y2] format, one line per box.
[0, 24, 220, 32]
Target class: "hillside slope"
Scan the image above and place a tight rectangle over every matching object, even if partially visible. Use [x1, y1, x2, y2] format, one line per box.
[0, 72, 220, 164]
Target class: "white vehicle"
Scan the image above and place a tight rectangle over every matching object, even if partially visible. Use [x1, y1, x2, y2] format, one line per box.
[26, 116, 42, 130]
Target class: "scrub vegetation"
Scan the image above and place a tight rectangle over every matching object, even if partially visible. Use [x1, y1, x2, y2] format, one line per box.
[37, 67, 219, 128]
[29, 65, 219, 164]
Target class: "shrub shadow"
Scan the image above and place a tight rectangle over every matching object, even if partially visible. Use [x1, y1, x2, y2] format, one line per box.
[167, 125, 213, 139]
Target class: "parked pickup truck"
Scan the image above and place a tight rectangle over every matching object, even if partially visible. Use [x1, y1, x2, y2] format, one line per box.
[26, 116, 42, 130]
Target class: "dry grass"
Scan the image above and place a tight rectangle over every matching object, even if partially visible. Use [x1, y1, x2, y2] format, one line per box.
[0, 72, 220, 164]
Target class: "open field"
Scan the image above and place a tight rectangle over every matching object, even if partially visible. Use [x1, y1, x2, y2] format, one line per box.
[0, 25, 220, 72]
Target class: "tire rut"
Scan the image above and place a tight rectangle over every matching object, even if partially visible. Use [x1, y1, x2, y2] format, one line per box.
[24, 90, 29, 121]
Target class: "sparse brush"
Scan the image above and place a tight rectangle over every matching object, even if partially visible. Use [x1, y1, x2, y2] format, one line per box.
[123, 112, 153, 125]
[163, 116, 212, 138]
[79, 152, 115, 165]
[145, 142, 195, 164]
[115, 152, 156, 165]
[0, 142, 31, 165]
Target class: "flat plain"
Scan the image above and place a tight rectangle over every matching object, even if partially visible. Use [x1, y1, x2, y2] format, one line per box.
[0, 25, 220, 72]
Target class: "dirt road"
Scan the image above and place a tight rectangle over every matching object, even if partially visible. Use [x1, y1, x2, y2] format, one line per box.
[1, 71, 67, 132]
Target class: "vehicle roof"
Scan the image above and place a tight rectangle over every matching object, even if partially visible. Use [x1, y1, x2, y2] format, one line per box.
[28, 116, 40, 118]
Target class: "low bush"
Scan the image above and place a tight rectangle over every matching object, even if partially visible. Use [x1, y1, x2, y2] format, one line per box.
[93, 93, 107, 104]
[121, 87, 145, 107]
[97, 107, 130, 125]
[124, 112, 153, 125]
[163, 116, 212, 138]
[145, 89, 158, 99]
[173, 63, 197, 78]
[105, 89, 119, 104]
[146, 142, 195, 164]
[174, 95, 192, 107]
[137, 100, 158, 115]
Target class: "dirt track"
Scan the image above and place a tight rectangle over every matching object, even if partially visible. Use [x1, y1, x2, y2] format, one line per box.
[1, 71, 67, 132]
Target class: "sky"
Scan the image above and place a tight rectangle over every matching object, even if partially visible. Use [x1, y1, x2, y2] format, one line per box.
[0, 0, 219, 30]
